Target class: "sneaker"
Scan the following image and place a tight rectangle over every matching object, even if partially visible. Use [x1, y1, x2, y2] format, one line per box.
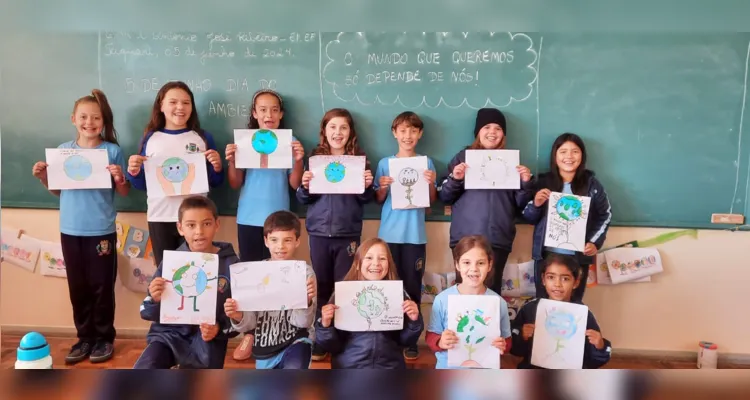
[403, 345, 419, 360]
[89, 341, 114, 364]
[233, 334, 254, 361]
[65, 341, 93, 365]
[311, 344, 328, 361]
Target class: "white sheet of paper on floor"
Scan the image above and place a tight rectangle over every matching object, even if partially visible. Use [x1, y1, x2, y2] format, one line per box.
[446, 294, 501, 369]
[388, 156, 430, 209]
[159, 250, 219, 325]
[603, 247, 663, 284]
[530, 298, 588, 369]
[1, 232, 40, 272]
[229, 260, 308, 312]
[45, 148, 112, 190]
[465, 149, 520, 190]
[334, 280, 404, 332]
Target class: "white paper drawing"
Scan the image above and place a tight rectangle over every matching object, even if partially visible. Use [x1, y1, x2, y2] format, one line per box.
[144, 153, 209, 198]
[603, 248, 663, 284]
[45, 148, 111, 190]
[531, 298, 588, 369]
[334, 280, 404, 332]
[594, 253, 650, 285]
[388, 156, 430, 209]
[118, 255, 157, 294]
[229, 260, 308, 312]
[465, 150, 520, 190]
[421, 272, 446, 304]
[447, 295, 501, 369]
[544, 192, 591, 251]
[1, 233, 40, 272]
[234, 129, 293, 169]
[518, 260, 536, 297]
[308, 155, 366, 194]
[159, 250, 219, 325]
[36, 239, 67, 278]
[500, 262, 521, 298]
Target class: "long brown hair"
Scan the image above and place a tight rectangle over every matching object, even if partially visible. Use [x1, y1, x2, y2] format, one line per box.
[342, 238, 400, 282]
[247, 89, 285, 129]
[73, 89, 118, 145]
[311, 108, 366, 157]
[139, 81, 206, 154]
[452, 235, 495, 286]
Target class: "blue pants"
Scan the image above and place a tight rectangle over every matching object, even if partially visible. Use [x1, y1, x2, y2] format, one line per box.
[133, 342, 176, 369]
[237, 224, 271, 262]
[387, 243, 426, 306]
[309, 236, 360, 308]
[262, 341, 312, 369]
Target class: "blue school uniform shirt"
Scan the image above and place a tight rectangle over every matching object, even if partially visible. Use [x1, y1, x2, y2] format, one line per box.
[546, 182, 576, 255]
[58, 140, 125, 236]
[375, 155, 436, 244]
[236, 135, 298, 227]
[427, 285, 511, 369]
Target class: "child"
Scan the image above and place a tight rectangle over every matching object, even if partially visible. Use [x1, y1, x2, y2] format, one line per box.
[521, 133, 612, 301]
[134, 196, 239, 369]
[426, 235, 512, 369]
[126, 81, 224, 267]
[223, 210, 317, 369]
[31, 89, 129, 365]
[374, 111, 437, 360]
[296, 108, 375, 360]
[225, 89, 305, 360]
[438, 108, 533, 295]
[510, 253, 612, 368]
[314, 238, 424, 369]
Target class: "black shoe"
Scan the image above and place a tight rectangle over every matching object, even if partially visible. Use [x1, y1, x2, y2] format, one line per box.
[89, 341, 114, 364]
[311, 344, 328, 361]
[403, 345, 419, 360]
[65, 341, 93, 365]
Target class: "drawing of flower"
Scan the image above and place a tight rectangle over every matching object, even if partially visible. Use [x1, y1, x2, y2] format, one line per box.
[455, 308, 492, 367]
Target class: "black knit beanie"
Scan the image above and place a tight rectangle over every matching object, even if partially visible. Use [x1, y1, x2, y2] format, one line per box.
[474, 108, 507, 137]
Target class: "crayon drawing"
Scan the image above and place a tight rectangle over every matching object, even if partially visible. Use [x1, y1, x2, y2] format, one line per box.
[389, 156, 430, 209]
[447, 295, 501, 369]
[118, 255, 156, 294]
[160, 251, 219, 325]
[309, 155, 366, 194]
[37, 240, 67, 278]
[595, 253, 650, 285]
[234, 129, 293, 169]
[530, 299, 588, 369]
[544, 192, 591, 251]
[500, 262, 521, 298]
[123, 227, 149, 258]
[1, 233, 40, 272]
[465, 150, 520, 190]
[229, 260, 308, 312]
[45, 148, 111, 190]
[144, 153, 209, 198]
[334, 281, 404, 332]
[603, 248, 663, 284]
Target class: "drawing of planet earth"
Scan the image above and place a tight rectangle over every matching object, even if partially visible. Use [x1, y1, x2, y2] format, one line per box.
[63, 155, 93, 181]
[398, 167, 419, 186]
[555, 195, 583, 221]
[481, 156, 509, 180]
[324, 161, 346, 183]
[251, 129, 279, 155]
[161, 157, 189, 183]
[545, 309, 578, 340]
[356, 289, 386, 320]
[172, 262, 208, 298]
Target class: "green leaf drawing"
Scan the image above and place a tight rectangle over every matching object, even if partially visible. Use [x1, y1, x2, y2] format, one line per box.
[474, 315, 488, 326]
[457, 315, 470, 332]
[470, 326, 475, 331]
[476, 336, 485, 344]
[465, 335, 471, 344]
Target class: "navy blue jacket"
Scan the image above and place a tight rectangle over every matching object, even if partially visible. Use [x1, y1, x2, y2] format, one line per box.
[315, 291, 424, 369]
[522, 171, 612, 265]
[296, 183, 376, 238]
[438, 148, 535, 250]
[510, 298, 612, 369]
[139, 242, 239, 369]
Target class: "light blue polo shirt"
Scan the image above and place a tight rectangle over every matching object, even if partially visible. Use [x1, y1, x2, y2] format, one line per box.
[427, 285, 511, 369]
[375, 155, 436, 244]
[546, 182, 576, 255]
[236, 136, 297, 227]
[58, 140, 125, 236]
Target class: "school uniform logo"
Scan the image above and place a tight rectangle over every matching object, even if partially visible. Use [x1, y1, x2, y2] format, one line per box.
[415, 257, 425, 271]
[217, 276, 229, 294]
[347, 241, 357, 257]
[185, 143, 199, 153]
[97, 240, 111, 256]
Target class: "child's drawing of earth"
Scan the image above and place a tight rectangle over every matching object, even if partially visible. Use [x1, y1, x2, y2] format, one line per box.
[251, 129, 279, 155]
[161, 157, 189, 183]
[555, 195, 583, 221]
[356, 288, 386, 320]
[63, 155, 93, 181]
[324, 161, 346, 183]
[172, 262, 208, 298]
[545, 309, 578, 340]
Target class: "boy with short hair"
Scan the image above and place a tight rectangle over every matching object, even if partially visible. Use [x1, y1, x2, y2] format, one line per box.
[134, 196, 239, 369]
[224, 210, 317, 369]
[374, 111, 436, 360]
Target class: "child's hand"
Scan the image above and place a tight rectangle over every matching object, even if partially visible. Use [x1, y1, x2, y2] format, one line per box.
[423, 169, 436, 185]
[534, 189, 551, 207]
[378, 176, 394, 191]
[292, 141, 305, 162]
[491, 337, 506, 355]
[200, 323, 219, 342]
[402, 300, 419, 321]
[306, 276, 316, 306]
[585, 329, 605, 350]
[32, 161, 48, 180]
[364, 170, 374, 188]
[301, 171, 313, 189]
[517, 165, 532, 182]
[107, 164, 125, 185]
[451, 163, 468, 180]
[148, 277, 166, 303]
[205, 150, 222, 172]
[225, 144, 237, 163]
[224, 298, 242, 321]
[320, 304, 337, 328]
[522, 324, 535, 341]
[127, 155, 148, 176]
[438, 329, 459, 350]
[583, 242, 598, 256]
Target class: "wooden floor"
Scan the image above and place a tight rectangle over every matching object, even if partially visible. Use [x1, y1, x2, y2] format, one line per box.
[1, 334, 732, 370]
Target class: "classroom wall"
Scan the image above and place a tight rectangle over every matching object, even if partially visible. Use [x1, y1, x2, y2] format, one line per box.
[2, 208, 749, 355]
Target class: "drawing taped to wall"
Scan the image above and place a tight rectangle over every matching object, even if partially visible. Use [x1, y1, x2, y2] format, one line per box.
[334, 280, 404, 332]
[530, 298, 588, 369]
[603, 247, 664, 284]
[160, 251, 219, 325]
[234, 128, 293, 169]
[465, 149, 520, 190]
[544, 192, 591, 251]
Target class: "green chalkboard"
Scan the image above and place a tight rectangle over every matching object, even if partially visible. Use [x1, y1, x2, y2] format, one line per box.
[2, 32, 749, 229]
